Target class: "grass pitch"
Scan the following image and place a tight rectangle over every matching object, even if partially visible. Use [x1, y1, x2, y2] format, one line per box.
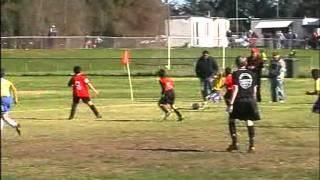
[1, 76, 319, 180]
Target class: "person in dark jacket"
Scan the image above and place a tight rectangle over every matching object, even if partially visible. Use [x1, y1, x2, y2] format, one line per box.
[195, 50, 219, 105]
[247, 48, 264, 102]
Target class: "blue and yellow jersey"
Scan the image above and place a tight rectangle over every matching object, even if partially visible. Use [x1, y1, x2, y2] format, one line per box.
[1, 78, 14, 97]
[213, 75, 225, 91]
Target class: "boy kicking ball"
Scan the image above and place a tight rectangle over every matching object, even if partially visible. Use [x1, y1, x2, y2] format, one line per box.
[157, 69, 183, 121]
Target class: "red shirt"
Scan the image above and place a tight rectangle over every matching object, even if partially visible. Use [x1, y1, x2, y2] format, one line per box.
[159, 77, 174, 92]
[69, 73, 90, 97]
[225, 74, 234, 91]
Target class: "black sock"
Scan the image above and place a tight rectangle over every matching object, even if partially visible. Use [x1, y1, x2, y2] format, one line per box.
[229, 119, 237, 146]
[247, 126, 255, 147]
[173, 108, 182, 118]
[69, 103, 78, 119]
[89, 105, 100, 117]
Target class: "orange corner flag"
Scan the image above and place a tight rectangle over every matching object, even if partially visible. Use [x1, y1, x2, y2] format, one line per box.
[121, 49, 130, 65]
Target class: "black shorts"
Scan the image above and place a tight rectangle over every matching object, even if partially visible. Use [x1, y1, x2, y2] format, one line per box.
[230, 98, 260, 121]
[73, 96, 91, 104]
[159, 90, 175, 105]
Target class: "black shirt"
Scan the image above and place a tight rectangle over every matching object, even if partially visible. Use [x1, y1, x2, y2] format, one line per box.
[195, 56, 219, 79]
[232, 68, 257, 99]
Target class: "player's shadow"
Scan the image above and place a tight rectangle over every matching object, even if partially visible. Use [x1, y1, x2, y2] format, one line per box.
[17, 117, 69, 121]
[96, 119, 154, 122]
[132, 148, 226, 153]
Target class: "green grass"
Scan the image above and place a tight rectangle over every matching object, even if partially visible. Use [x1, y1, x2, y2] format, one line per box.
[1, 76, 319, 180]
[1, 48, 319, 76]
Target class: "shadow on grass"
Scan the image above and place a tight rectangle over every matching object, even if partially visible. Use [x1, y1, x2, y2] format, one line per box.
[128, 148, 228, 153]
[17, 117, 68, 121]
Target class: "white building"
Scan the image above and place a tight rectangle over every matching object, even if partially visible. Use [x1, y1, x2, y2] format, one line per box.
[166, 16, 230, 47]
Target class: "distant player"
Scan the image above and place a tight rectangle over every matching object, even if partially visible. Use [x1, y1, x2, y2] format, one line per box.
[157, 69, 183, 121]
[1, 68, 21, 136]
[306, 69, 320, 114]
[227, 56, 261, 153]
[68, 66, 102, 120]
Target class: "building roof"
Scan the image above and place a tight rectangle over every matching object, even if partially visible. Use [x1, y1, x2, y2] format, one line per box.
[255, 21, 293, 29]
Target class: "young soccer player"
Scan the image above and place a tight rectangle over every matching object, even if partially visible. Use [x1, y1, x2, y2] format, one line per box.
[306, 69, 320, 114]
[157, 69, 183, 121]
[1, 68, 21, 136]
[223, 67, 234, 112]
[68, 66, 102, 120]
[206, 72, 224, 103]
[227, 56, 261, 153]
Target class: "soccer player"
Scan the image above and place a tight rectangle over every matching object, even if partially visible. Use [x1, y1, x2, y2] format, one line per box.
[1, 68, 21, 136]
[306, 69, 320, 114]
[227, 56, 261, 153]
[157, 69, 183, 121]
[223, 67, 234, 112]
[68, 66, 102, 120]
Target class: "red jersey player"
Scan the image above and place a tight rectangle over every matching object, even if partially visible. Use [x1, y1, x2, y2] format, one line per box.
[157, 69, 183, 121]
[67, 66, 101, 120]
[223, 67, 234, 112]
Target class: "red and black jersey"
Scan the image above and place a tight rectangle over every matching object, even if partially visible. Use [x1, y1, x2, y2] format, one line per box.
[159, 77, 174, 93]
[68, 73, 90, 97]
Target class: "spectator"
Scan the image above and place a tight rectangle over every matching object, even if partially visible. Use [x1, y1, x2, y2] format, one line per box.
[47, 24, 58, 48]
[247, 48, 264, 102]
[268, 51, 286, 103]
[275, 30, 286, 49]
[286, 30, 297, 49]
[195, 50, 219, 107]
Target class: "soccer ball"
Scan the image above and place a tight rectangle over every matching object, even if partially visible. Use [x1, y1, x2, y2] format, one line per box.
[192, 103, 200, 110]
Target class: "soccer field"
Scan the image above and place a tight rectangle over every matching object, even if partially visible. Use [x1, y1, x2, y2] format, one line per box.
[1, 76, 319, 180]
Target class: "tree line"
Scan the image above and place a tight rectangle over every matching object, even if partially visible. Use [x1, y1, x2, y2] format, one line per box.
[1, 0, 318, 36]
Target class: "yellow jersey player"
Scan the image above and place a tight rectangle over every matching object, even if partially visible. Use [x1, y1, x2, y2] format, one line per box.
[1, 68, 21, 136]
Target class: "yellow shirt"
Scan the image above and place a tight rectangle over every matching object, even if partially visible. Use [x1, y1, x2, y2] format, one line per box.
[315, 78, 320, 92]
[1, 78, 13, 97]
[213, 76, 225, 91]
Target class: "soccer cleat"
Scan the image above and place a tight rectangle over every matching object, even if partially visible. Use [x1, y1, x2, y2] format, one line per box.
[177, 116, 184, 121]
[247, 146, 255, 153]
[226, 144, 239, 152]
[96, 115, 102, 119]
[68, 117, 74, 120]
[15, 124, 21, 136]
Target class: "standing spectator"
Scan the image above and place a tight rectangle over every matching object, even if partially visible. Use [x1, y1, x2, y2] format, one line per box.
[247, 48, 264, 102]
[286, 30, 296, 49]
[226, 56, 261, 153]
[275, 31, 286, 49]
[47, 24, 58, 48]
[195, 50, 219, 107]
[268, 52, 286, 102]
[311, 30, 319, 49]
[68, 66, 102, 120]
[1, 68, 21, 136]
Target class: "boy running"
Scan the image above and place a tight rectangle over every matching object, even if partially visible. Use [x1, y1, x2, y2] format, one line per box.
[223, 67, 234, 112]
[68, 66, 102, 120]
[227, 57, 261, 153]
[1, 68, 21, 136]
[157, 69, 183, 121]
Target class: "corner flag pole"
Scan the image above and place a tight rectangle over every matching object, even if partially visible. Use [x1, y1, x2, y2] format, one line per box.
[122, 49, 134, 101]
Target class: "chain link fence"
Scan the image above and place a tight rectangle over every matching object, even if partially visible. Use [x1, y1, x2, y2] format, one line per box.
[1, 36, 318, 49]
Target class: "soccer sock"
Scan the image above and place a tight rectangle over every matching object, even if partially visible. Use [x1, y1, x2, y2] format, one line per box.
[247, 126, 255, 147]
[228, 119, 237, 145]
[89, 105, 100, 117]
[69, 103, 78, 119]
[173, 108, 182, 118]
